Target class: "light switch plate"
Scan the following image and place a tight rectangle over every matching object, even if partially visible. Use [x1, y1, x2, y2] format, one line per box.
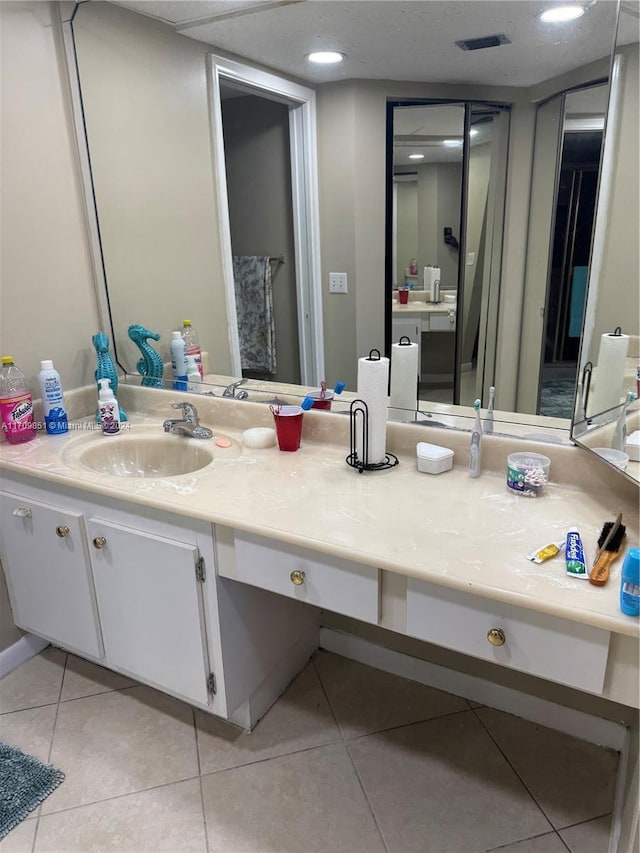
[329, 272, 348, 293]
[466, 252, 475, 266]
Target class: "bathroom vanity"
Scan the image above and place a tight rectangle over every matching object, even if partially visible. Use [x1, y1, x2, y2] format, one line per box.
[1, 384, 637, 709]
[1, 384, 638, 844]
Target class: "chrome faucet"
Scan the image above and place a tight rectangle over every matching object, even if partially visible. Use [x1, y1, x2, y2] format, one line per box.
[223, 378, 249, 400]
[163, 402, 213, 439]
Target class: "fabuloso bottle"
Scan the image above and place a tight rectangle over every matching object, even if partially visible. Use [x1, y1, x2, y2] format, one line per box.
[0, 356, 35, 444]
[98, 378, 121, 435]
[38, 360, 68, 435]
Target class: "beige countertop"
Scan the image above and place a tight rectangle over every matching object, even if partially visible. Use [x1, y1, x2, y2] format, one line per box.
[1, 384, 638, 638]
[392, 298, 456, 314]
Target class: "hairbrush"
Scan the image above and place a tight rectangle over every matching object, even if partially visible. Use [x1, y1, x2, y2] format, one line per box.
[589, 516, 626, 587]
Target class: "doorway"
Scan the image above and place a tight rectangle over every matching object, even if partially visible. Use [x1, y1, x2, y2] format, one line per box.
[537, 83, 607, 418]
[220, 86, 300, 384]
[209, 55, 324, 385]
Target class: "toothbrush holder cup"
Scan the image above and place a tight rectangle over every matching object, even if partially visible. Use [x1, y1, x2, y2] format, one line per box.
[271, 405, 304, 451]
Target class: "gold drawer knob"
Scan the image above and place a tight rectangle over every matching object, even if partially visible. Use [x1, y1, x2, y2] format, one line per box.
[290, 569, 305, 586]
[487, 627, 506, 647]
[56, 525, 70, 538]
[93, 536, 107, 550]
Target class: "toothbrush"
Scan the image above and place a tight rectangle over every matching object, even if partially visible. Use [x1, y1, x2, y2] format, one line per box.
[611, 391, 636, 451]
[302, 380, 346, 410]
[485, 386, 495, 434]
[469, 399, 482, 478]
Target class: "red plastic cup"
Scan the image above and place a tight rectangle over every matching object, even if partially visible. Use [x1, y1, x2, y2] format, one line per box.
[308, 390, 334, 411]
[271, 405, 304, 451]
[398, 289, 409, 305]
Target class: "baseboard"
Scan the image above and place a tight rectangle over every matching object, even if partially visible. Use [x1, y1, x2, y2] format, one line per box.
[319, 627, 628, 751]
[0, 633, 49, 679]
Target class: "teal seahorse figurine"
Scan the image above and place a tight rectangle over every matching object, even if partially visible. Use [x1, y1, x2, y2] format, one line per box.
[127, 324, 164, 388]
[92, 331, 128, 422]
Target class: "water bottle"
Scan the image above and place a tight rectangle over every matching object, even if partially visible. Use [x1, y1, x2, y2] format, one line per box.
[0, 357, 35, 444]
[38, 359, 68, 435]
[170, 332, 188, 391]
[181, 320, 203, 378]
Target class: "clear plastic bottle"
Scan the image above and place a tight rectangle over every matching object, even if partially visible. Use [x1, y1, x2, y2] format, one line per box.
[0, 356, 35, 444]
[170, 331, 188, 391]
[186, 356, 202, 393]
[181, 320, 203, 378]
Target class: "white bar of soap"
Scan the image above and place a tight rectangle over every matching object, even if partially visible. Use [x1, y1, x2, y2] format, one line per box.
[242, 427, 277, 449]
[416, 441, 454, 474]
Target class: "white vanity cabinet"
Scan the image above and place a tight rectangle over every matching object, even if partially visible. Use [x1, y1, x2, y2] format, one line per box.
[0, 491, 102, 659]
[1, 476, 319, 729]
[86, 517, 212, 706]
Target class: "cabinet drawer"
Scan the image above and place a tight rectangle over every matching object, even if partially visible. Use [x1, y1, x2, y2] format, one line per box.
[229, 532, 379, 623]
[429, 313, 456, 332]
[406, 578, 610, 694]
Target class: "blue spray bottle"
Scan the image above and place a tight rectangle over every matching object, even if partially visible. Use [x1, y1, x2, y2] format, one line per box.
[620, 548, 640, 617]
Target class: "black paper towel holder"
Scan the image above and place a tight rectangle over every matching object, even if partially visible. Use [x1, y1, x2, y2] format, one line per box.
[346, 397, 399, 473]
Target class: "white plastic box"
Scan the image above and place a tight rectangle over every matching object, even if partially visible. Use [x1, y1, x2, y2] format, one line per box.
[416, 442, 454, 474]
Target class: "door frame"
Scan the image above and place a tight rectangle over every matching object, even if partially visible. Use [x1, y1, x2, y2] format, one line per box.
[208, 54, 324, 384]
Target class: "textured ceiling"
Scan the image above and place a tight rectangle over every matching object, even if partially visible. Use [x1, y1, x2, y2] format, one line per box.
[111, 0, 627, 87]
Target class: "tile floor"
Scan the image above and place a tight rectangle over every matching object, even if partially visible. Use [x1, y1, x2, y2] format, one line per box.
[0, 647, 618, 853]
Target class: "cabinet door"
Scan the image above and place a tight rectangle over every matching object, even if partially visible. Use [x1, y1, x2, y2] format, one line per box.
[0, 492, 102, 658]
[87, 518, 210, 705]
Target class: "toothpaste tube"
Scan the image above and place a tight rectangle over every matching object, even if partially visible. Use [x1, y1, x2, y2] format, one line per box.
[526, 541, 565, 564]
[565, 527, 588, 579]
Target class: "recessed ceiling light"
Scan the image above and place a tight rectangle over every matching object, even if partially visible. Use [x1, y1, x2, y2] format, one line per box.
[408, 154, 425, 160]
[443, 139, 463, 147]
[307, 51, 345, 65]
[539, 5, 585, 23]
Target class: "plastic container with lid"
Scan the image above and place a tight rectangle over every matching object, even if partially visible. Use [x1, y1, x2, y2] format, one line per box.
[506, 452, 551, 497]
[0, 356, 35, 444]
[416, 442, 454, 474]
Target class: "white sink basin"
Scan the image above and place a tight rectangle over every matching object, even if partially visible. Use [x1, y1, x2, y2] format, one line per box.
[77, 435, 215, 478]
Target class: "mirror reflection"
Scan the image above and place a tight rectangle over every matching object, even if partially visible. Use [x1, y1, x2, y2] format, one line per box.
[66, 0, 623, 445]
[571, 0, 640, 483]
[389, 100, 509, 409]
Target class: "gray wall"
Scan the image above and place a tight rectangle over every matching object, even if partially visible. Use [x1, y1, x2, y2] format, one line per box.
[395, 182, 417, 287]
[223, 95, 300, 385]
[71, 0, 232, 375]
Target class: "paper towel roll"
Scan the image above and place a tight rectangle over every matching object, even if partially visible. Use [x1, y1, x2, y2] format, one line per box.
[588, 331, 630, 417]
[390, 339, 419, 412]
[356, 352, 389, 464]
[424, 266, 441, 301]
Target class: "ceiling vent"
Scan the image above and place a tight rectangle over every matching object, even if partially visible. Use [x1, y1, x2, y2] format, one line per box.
[455, 34, 511, 51]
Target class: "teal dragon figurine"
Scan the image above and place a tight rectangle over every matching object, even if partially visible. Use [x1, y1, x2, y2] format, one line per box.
[92, 331, 127, 422]
[127, 324, 164, 388]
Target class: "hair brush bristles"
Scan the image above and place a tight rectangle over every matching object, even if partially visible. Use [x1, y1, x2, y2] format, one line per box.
[598, 521, 627, 550]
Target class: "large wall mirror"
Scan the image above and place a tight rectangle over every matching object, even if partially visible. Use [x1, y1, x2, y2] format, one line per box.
[387, 99, 510, 409]
[64, 0, 630, 455]
[571, 0, 640, 484]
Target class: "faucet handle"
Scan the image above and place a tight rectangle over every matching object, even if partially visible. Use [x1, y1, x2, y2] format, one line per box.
[171, 402, 198, 423]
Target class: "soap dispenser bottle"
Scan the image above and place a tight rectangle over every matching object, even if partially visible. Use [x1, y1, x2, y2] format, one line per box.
[98, 378, 121, 435]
